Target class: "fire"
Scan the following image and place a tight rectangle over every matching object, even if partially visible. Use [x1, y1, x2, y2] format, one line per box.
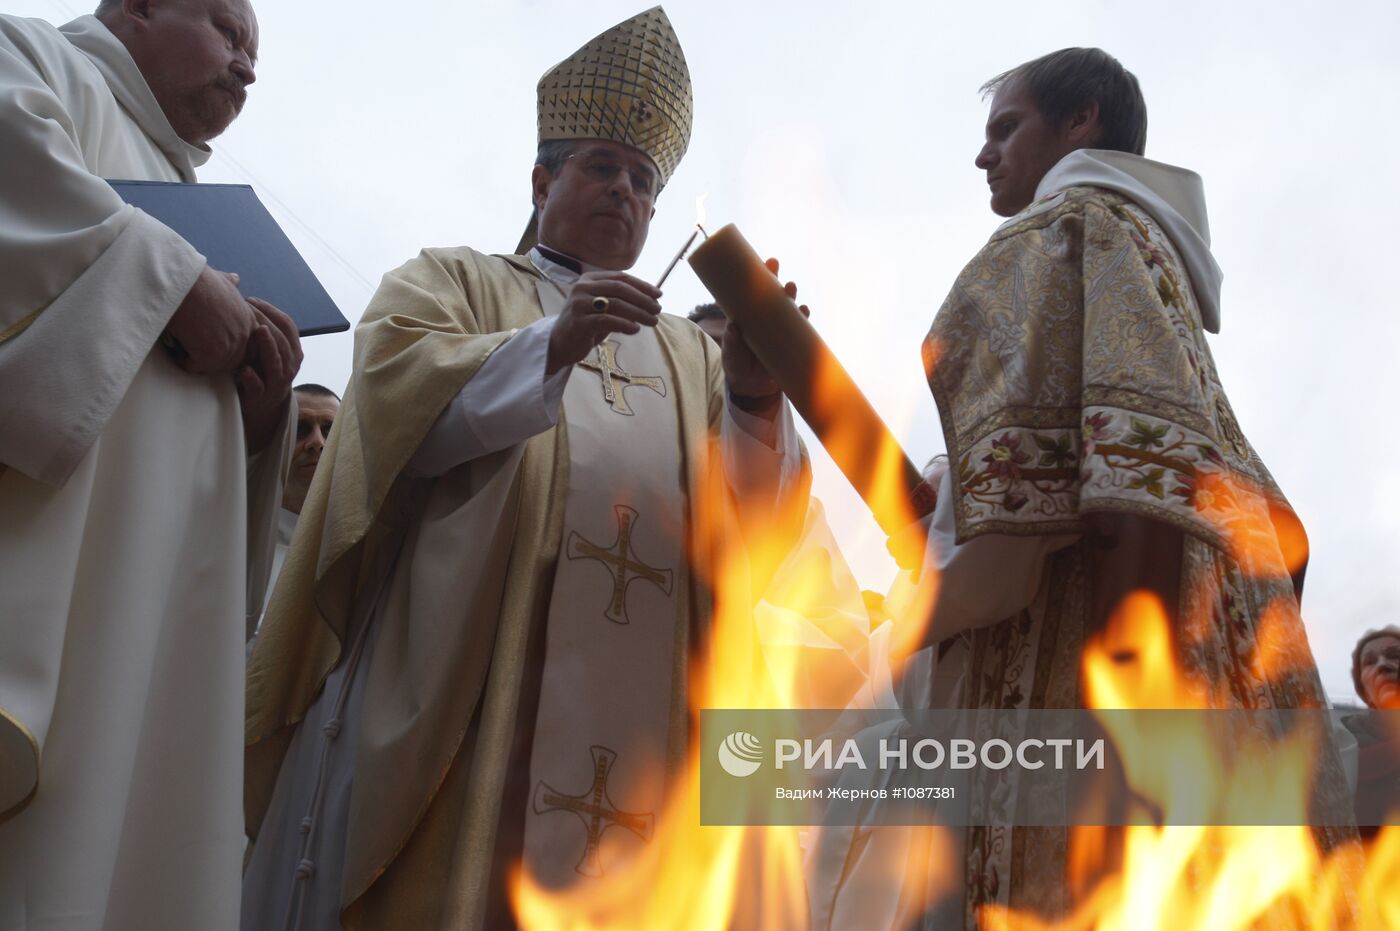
[984, 591, 1394, 931]
[511, 235, 1385, 928]
[513, 345, 941, 931]
[510, 425, 1393, 930]
[1177, 470, 1310, 581]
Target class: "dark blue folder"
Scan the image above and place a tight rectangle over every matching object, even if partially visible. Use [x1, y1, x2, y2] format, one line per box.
[107, 180, 349, 336]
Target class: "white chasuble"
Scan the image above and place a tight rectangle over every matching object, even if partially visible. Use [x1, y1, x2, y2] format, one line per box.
[0, 15, 289, 931]
[522, 283, 686, 887]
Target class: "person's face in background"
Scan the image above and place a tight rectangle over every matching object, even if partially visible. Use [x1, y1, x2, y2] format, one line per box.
[283, 390, 338, 513]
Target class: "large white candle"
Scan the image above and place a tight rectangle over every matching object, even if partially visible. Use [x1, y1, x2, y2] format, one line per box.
[689, 223, 934, 538]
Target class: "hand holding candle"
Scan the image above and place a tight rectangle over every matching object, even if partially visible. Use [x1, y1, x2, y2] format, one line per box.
[721, 258, 808, 409]
[688, 224, 936, 541]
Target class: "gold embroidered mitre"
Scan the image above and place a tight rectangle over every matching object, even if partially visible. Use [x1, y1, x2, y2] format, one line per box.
[536, 6, 693, 184]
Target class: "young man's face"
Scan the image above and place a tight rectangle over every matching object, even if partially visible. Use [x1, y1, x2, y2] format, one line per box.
[288, 391, 338, 492]
[975, 77, 1083, 218]
[532, 140, 657, 270]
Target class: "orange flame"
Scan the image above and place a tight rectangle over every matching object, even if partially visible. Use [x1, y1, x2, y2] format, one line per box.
[509, 231, 1371, 928]
[512, 410, 945, 927]
[1181, 471, 1309, 582]
[510, 418, 1386, 930]
[983, 590, 1386, 931]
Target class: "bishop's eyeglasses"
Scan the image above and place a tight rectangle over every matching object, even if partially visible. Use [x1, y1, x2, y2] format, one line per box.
[565, 152, 658, 203]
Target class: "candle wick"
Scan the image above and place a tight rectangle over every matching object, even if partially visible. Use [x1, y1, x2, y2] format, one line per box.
[697, 224, 708, 240]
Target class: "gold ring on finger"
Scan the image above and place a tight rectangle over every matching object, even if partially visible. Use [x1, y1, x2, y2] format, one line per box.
[591, 296, 610, 313]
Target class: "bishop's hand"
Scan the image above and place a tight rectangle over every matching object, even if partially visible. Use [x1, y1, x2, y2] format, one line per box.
[723, 257, 808, 417]
[547, 271, 661, 375]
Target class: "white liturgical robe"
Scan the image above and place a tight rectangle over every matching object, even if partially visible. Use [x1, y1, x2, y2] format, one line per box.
[0, 14, 288, 930]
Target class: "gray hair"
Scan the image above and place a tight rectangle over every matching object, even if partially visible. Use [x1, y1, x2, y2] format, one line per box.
[535, 139, 576, 177]
[531, 140, 576, 213]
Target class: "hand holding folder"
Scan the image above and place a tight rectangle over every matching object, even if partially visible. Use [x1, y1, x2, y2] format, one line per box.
[108, 180, 350, 338]
[163, 266, 259, 374]
[158, 262, 303, 451]
[235, 297, 304, 452]
[109, 179, 346, 449]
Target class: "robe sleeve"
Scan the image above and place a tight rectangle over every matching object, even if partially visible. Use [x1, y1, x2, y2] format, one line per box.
[721, 394, 802, 509]
[405, 314, 570, 477]
[927, 191, 1295, 564]
[0, 25, 204, 485]
[917, 468, 1077, 643]
[244, 395, 295, 640]
[246, 250, 553, 837]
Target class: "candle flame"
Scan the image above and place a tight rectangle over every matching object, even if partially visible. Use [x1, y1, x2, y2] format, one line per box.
[695, 193, 708, 234]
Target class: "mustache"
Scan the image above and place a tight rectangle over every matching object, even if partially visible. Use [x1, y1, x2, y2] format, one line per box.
[213, 74, 247, 108]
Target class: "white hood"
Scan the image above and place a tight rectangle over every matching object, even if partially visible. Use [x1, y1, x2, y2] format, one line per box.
[60, 15, 210, 177]
[1035, 149, 1223, 333]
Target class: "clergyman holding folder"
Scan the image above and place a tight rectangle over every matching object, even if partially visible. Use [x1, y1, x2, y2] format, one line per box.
[0, 0, 302, 927]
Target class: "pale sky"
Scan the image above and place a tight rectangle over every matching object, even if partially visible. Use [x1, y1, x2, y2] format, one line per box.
[14, 0, 1399, 701]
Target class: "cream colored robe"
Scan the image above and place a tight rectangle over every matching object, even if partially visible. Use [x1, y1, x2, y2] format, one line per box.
[245, 247, 782, 929]
[919, 167, 1351, 927]
[809, 154, 1357, 929]
[0, 13, 288, 931]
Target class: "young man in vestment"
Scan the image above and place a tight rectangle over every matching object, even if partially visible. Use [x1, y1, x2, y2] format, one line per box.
[921, 47, 1351, 924]
[0, 0, 300, 927]
[813, 49, 1352, 928]
[243, 8, 805, 929]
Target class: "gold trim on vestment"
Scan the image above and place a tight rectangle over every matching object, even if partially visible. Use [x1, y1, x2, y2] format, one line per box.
[0, 703, 40, 824]
[0, 306, 45, 345]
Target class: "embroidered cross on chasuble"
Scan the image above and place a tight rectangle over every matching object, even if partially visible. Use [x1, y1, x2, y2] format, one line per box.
[578, 338, 667, 415]
[522, 324, 687, 886]
[567, 504, 674, 623]
[531, 745, 656, 877]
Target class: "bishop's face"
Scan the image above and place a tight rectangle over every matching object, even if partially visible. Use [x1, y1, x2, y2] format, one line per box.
[533, 140, 657, 270]
[975, 77, 1082, 218]
[124, 0, 259, 146]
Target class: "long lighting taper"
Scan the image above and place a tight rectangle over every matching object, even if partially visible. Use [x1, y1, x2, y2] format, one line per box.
[655, 194, 709, 288]
[654, 227, 700, 288]
[688, 223, 935, 538]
